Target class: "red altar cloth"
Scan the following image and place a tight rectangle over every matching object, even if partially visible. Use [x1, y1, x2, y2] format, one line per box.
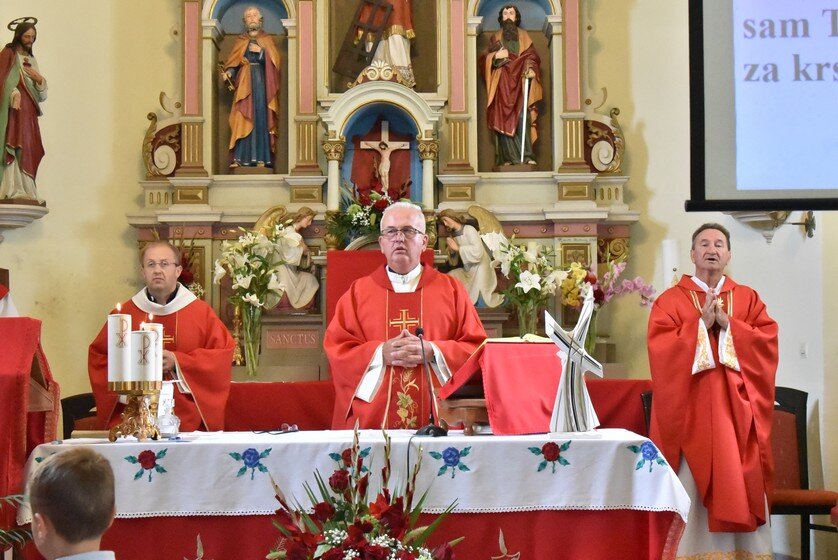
[440, 340, 652, 435]
[22, 509, 678, 560]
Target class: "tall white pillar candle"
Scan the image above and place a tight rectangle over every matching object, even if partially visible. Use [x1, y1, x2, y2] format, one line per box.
[661, 239, 680, 289]
[107, 312, 131, 382]
[129, 330, 156, 382]
[141, 323, 164, 382]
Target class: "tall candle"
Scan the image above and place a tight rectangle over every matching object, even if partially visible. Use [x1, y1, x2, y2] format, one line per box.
[129, 330, 156, 382]
[107, 308, 131, 382]
[661, 239, 680, 289]
[141, 322, 164, 382]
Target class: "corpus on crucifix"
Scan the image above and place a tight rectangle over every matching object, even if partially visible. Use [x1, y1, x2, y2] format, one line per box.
[359, 121, 409, 192]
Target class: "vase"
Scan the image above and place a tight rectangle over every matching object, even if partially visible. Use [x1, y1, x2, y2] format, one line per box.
[516, 301, 540, 337]
[584, 308, 599, 356]
[241, 304, 263, 378]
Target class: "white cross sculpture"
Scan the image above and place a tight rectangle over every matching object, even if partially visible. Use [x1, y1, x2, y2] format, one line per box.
[360, 121, 410, 192]
[545, 289, 604, 433]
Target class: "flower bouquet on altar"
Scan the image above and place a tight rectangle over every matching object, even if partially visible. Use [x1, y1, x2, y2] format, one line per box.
[482, 232, 567, 336]
[267, 429, 459, 560]
[212, 223, 304, 376]
[325, 177, 412, 248]
[560, 256, 656, 354]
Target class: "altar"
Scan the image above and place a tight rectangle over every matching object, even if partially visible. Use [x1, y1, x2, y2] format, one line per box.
[19, 429, 688, 560]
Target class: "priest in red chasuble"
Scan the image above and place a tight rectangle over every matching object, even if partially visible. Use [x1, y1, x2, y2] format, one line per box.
[325, 202, 486, 430]
[647, 223, 778, 558]
[89, 241, 234, 431]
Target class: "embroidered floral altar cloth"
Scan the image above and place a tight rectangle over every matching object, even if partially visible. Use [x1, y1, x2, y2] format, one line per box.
[20, 429, 690, 559]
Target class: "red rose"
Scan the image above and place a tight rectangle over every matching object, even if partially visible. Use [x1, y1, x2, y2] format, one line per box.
[373, 198, 389, 211]
[329, 469, 350, 492]
[138, 450, 157, 470]
[541, 442, 560, 462]
[593, 286, 605, 303]
[321, 549, 344, 560]
[313, 501, 335, 523]
[340, 448, 352, 467]
[584, 271, 597, 284]
[363, 544, 391, 560]
[357, 472, 369, 498]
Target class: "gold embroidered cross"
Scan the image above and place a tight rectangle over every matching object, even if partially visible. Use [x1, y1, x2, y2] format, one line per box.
[389, 309, 419, 331]
[163, 334, 174, 345]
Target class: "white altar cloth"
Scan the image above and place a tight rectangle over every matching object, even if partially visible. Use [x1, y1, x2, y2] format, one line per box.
[19, 428, 689, 521]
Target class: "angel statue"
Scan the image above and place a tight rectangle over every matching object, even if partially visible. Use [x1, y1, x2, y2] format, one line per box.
[438, 206, 504, 308]
[255, 206, 319, 310]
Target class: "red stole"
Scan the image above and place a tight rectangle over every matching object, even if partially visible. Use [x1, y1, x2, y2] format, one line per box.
[381, 290, 427, 429]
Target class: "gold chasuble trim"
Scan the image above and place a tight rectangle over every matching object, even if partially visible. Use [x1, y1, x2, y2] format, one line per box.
[383, 290, 424, 429]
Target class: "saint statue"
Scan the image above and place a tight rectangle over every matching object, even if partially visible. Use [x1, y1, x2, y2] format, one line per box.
[1, 18, 47, 202]
[480, 5, 543, 167]
[354, 0, 415, 87]
[221, 7, 281, 169]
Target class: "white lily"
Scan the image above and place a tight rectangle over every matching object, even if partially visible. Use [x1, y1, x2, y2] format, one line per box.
[212, 261, 227, 284]
[515, 270, 542, 293]
[233, 274, 254, 290]
[242, 293, 264, 308]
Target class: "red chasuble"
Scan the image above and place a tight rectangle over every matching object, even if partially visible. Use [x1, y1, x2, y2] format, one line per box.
[325, 265, 486, 430]
[647, 275, 778, 532]
[88, 296, 234, 431]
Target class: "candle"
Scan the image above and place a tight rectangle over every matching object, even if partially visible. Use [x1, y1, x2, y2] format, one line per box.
[661, 239, 680, 289]
[128, 330, 156, 382]
[140, 322, 164, 382]
[107, 308, 131, 382]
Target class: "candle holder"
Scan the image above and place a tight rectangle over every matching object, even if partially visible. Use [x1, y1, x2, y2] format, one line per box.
[107, 381, 162, 442]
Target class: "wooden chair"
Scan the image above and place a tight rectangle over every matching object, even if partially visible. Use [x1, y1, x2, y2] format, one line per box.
[770, 386, 838, 560]
[60, 392, 97, 438]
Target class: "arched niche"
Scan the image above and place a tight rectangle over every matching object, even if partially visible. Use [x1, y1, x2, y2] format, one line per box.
[342, 104, 422, 202]
[469, 0, 557, 172]
[205, 0, 292, 174]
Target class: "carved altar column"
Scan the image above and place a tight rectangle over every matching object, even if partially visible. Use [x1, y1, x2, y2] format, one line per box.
[288, 2, 321, 177]
[465, 16, 482, 173]
[178, 0, 208, 180]
[323, 138, 345, 211]
[418, 138, 439, 207]
[443, 0, 474, 175]
[558, 0, 588, 173]
[545, 14, 565, 174]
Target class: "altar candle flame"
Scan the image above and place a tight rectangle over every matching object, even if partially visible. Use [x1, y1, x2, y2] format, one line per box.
[116, 302, 121, 312]
[148, 314, 154, 322]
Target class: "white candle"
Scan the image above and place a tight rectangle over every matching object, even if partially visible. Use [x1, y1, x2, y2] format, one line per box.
[661, 239, 680, 289]
[107, 311, 131, 382]
[129, 330, 156, 382]
[140, 323, 164, 382]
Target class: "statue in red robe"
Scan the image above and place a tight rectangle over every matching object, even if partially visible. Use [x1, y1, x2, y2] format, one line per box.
[480, 5, 543, 167]
[647, 224, 778, 557]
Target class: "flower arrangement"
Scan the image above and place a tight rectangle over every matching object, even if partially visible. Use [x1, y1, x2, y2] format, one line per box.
[560, 256, 656, 353]
[482, 233, 567, 336]
[268, 429, 459, 560]
[213, 223, 304, 376]
[326, 179, 412, 248]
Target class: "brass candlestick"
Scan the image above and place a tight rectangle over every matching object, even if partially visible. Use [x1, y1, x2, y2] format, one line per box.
[107, 381, 162, 442]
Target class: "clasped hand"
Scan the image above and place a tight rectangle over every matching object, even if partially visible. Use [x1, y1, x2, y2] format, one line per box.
[383, 329, 431, 368]
[701, 290, 729, 330]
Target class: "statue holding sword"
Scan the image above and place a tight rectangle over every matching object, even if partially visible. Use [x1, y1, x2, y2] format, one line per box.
[480, 4, 543, 168]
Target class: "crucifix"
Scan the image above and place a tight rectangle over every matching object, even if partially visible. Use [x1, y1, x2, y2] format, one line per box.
[360, 121, 410, 191]
[389, 309, 420, 332]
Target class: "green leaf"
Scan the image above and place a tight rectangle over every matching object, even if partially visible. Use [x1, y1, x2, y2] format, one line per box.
[156, 448, 168, 459]
[359, 447, 371, 458]
[328, 452, 341, 462]
[260, 448, 272, 459]
[457, 464, 470, 472]
[0, 527, 31, 548]
[560, 441, 571, 451]
[656, 458, 667, 466]
[528, 447, 543, 455]
[460, 446, 472, 457]
[257, 464, 268, 473]
[155, 465, 167, 474]
[237, 465, 248, 477]
[134, 468, 144, 480]
[429, 451, 443, 460]
[627, 445, 640, 453]
[558, 457, 569, 466]
[229, 452, 242, 461]
[537, 461, 547, 472]
[124, 456, 139, 464]
[437, 465, 448, 476]
[635, 460, 644, 471]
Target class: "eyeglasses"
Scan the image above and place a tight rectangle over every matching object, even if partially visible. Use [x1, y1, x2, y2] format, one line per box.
[380, 227, 424, 240]
[144, 260, 179, 270]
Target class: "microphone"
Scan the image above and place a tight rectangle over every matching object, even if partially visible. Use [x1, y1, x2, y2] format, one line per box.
[414, 327, 447, 437]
